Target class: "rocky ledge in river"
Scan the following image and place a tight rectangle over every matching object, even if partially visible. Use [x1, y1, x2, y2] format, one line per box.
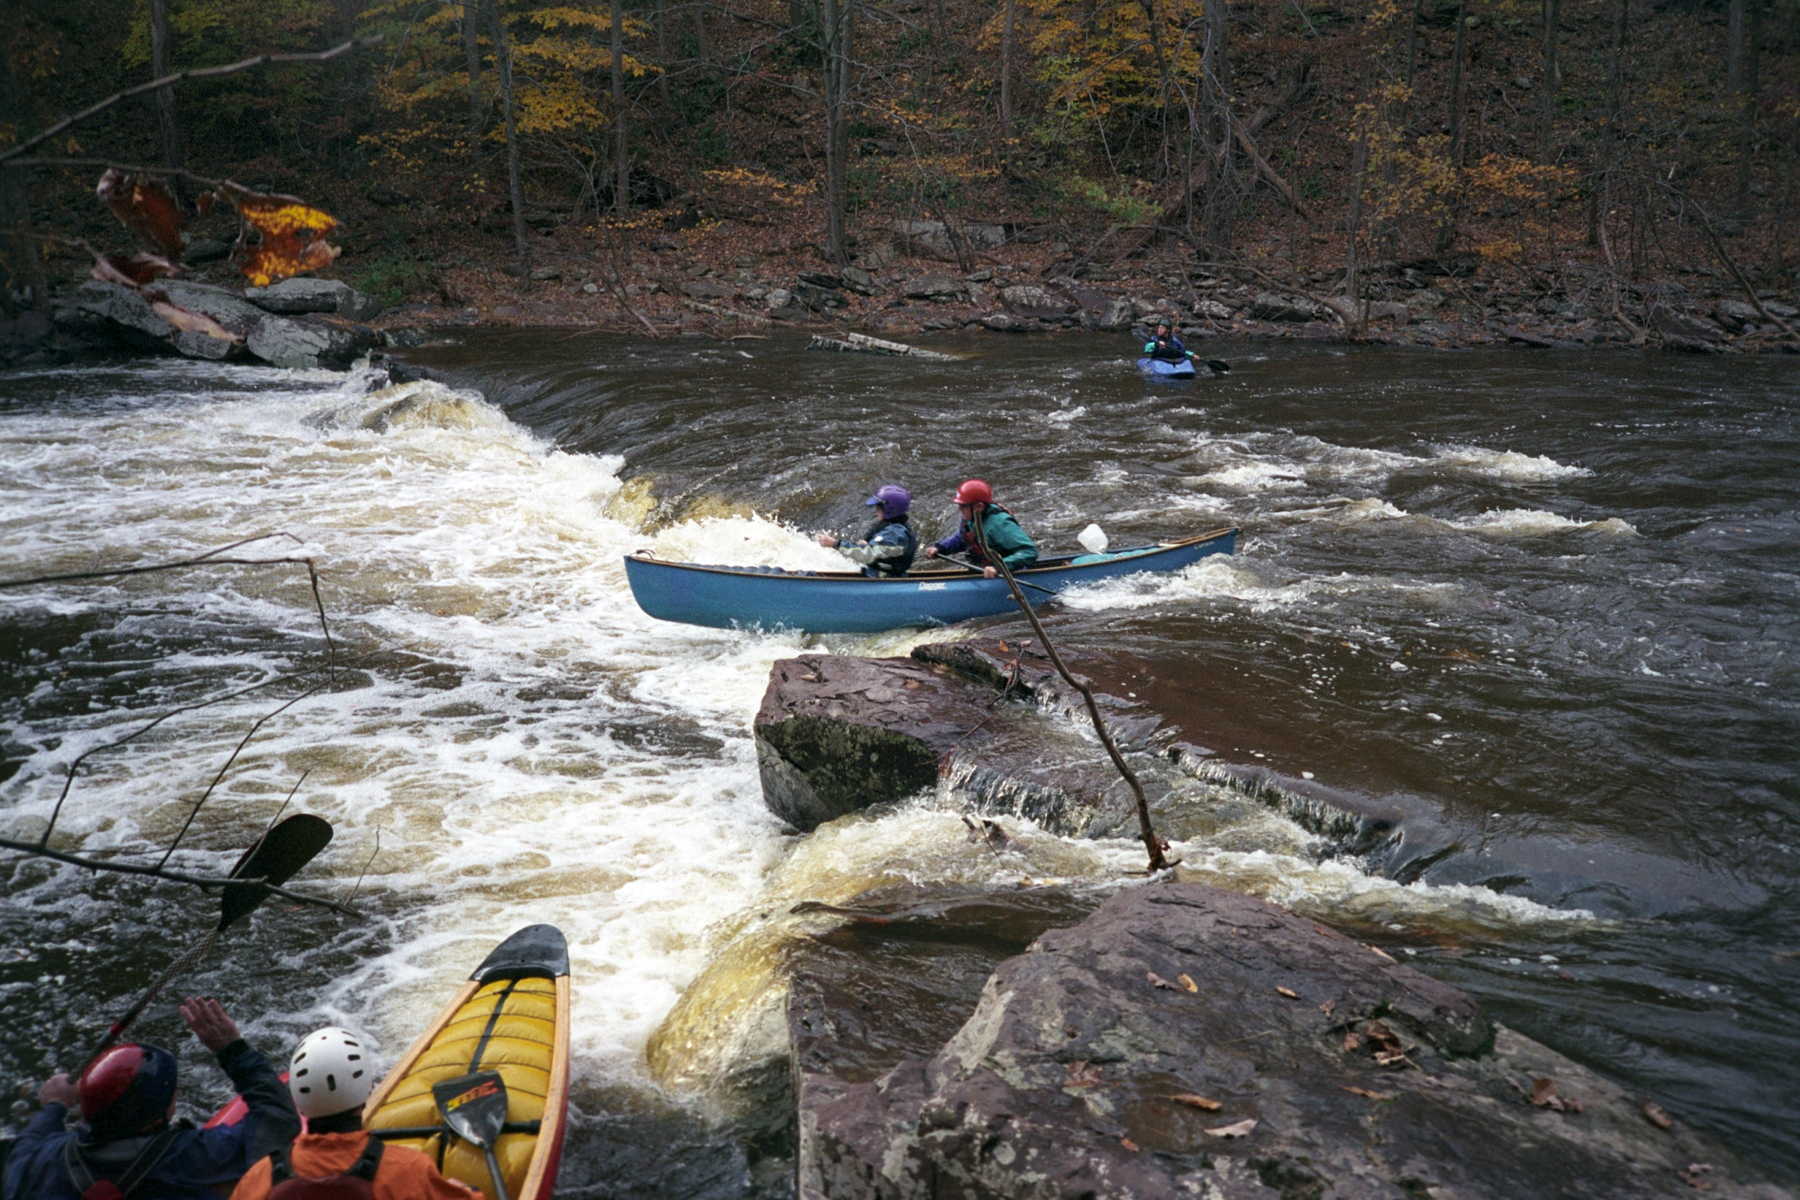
[753, 636, 1396, 855]
[789, 881, 1787, 1199]
[32, 276, 387, 370]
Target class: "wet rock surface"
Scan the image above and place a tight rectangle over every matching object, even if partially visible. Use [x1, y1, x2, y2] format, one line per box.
[754, 638, 1401, 853]
[791, 882, 1788, 1199]
[25, 279, 386, 370]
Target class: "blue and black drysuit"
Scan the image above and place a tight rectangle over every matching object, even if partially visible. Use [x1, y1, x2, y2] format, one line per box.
[1143, 329, 1191, 363]
[830, 516, 918, 577]
[3, 1039, 300, 1200]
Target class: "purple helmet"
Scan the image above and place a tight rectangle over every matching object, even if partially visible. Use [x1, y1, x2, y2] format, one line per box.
[865, 484, 911, 516]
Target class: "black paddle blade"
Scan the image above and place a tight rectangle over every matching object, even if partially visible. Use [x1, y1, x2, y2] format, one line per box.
[218, 813, 333, 929]
[433, 1069, 509, 1149]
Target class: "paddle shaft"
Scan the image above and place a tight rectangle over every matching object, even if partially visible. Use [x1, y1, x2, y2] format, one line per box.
[934, 552, 1056, 596]
[88, 814, 332, 1065]
[481, 1145, 511, 1200]
[434, 1070, 513, 1200]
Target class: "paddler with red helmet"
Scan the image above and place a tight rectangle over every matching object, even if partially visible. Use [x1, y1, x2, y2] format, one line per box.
[4, 996, 299, 1200]
[924, 479, 1038, 578]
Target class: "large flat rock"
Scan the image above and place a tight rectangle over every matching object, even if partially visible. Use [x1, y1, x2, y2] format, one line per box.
[754, 639, 1399, 855]
[793, 882, 1786, 1199]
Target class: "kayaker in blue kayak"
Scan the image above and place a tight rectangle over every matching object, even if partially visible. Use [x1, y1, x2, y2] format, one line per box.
[1143, 319, 1194, 364]
[924, 479, 1038, 578]
[817, 484, 919, 577]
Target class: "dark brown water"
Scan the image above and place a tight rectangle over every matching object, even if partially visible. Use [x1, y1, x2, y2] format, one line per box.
[2, 332, 1796, 1191]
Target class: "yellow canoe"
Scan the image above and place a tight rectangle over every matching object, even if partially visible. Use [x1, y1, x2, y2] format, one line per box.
[364, 925, 571, 1199]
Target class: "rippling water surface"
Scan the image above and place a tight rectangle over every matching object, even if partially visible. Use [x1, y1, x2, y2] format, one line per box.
[2, 332, 1795, 1190]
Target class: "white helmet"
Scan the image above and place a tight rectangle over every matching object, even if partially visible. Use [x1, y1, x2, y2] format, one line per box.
[288, 1027, 376, 1119]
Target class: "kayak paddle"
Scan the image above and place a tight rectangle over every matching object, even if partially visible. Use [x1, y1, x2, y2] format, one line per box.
[90, 813, 334, 1062]
[434, 1069, 513, 1200]
[936, 552, 1057, 596]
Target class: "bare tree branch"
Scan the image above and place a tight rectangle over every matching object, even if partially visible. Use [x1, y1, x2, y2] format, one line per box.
[0, 532, 340, 680]
[0, 837, 357, 918]
[0, 38, 383, 167]
[156, 684, 327, 870]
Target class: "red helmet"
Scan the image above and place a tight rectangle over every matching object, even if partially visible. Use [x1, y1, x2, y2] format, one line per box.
[952, 479, 992, 506]
[79, 1043, 179, 1138]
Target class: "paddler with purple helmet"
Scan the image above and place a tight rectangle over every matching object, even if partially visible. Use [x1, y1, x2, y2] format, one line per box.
[817, 484, 919, 577]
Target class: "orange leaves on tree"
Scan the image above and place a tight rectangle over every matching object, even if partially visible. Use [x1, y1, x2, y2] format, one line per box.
[96, 169, 186, 258]
[93, 171, 342, 288]
[213, 182, 342, 287]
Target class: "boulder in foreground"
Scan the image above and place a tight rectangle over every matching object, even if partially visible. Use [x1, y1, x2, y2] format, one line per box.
[793, 882, 1786, 1199]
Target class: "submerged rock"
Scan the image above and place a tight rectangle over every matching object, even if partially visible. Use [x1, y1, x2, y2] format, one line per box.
[793, 882, 1787, 1199]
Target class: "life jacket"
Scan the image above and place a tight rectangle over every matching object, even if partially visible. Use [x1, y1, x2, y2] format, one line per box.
[61, 1128, 179, 1200]
[1149, 334, 1187, 362]
[865, 517, 917, 577]
[959, 504, 1013, 565]
[264, 1136, 384, 1200]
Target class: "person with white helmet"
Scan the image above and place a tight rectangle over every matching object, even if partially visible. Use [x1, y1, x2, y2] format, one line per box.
[226, 1027, 479, 1199]
[816, 483, 919, 577]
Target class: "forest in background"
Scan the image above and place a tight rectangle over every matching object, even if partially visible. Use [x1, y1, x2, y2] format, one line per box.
[0, 0, 1795, 334]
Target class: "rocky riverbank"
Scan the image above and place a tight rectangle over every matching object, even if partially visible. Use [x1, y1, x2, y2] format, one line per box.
[4, 215, 1796, 370]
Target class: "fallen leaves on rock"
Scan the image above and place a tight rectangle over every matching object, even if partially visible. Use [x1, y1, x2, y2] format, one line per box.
[1529, 1077, 1584, 1113]
[1642, 1101, 1675, 1130]
[1177, 973, 1198, 992]
[1147, 970, 1179, 990]
[1679, 1163, 1714, 1190]
[1275, 986, 1299, 999]
[1342, 1019, 1413, 1069]
[1169, 1093, 1222, 1111]
[1342, 1086, 1395, 1101]
[1204, 1118, 1258, 1138]
[1065, 1060, 1103, 1089]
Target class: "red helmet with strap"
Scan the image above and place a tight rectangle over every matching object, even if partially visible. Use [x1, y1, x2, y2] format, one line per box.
[79, 1043, 179, 1138]
[952, 479, 992, 506]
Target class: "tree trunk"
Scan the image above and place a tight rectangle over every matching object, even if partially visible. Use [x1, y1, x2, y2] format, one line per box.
[1587, 0, 1629, 247]
[1201, 0, 1233, 251]
[1729, 0, 1760, 218]
[1538, 0, 1560, 162]
[1436, 0, 1469, 252]
[613, 0, 629, 214]
[492, 0, 531, 271]
[463, 0, 484, 135]
[149, 0, 185, 178]
[0, 45, 46, 314]
[655, 0, 671, 109]
[1000, 0, 1015, 149]
[821, 0, 855, 265]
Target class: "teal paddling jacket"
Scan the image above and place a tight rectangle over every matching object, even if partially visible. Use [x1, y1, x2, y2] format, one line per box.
[933, 505, 1038, 570]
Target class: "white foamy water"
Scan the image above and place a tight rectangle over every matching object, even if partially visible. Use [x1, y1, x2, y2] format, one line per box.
[1, 361, 1598, 1105]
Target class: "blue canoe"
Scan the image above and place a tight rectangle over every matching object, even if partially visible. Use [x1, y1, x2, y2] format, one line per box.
[623, 527, 1238, 633]
[1137, 356, 1196, 378]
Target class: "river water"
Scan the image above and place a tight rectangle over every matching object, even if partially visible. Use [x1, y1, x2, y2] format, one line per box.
[1, 331, 1795, 1192]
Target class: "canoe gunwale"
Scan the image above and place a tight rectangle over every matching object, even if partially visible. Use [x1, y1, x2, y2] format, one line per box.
[625, 527, 1238, 584]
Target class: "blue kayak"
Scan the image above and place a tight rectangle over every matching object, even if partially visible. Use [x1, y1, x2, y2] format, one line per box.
[1137, 356, 1197, 378]
[623, 527, 1238, 633]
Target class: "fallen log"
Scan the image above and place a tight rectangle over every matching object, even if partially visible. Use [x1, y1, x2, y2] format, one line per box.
[806, 331, 963, 361]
